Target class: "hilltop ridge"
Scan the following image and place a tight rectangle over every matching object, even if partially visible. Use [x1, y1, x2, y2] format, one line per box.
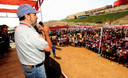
[44, 14, 128, 26]
[44, 9, 128, 26]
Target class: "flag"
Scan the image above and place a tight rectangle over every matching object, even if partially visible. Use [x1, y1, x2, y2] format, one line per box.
[35, 0, 44, 11]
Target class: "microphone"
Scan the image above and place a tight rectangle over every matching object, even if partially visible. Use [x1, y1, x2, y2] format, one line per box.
[39, 21, 44, 27]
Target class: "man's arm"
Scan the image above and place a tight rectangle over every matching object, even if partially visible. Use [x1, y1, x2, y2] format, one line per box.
[39, 24, 52, 52]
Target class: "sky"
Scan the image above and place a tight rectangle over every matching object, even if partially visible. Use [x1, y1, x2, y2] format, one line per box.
[0, 0, 117, 27]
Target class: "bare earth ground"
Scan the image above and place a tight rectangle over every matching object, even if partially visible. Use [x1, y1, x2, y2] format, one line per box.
[50, 46, 128, 78]
[0, 43, 128, 78]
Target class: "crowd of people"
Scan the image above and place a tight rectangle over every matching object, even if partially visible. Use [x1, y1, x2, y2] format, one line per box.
[0, 22, 128, 68]
[50, 27, 128, 67]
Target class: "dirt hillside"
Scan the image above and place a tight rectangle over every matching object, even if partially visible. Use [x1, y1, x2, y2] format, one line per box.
[111, 15, 128, 25]
[44, 15, 128, 26]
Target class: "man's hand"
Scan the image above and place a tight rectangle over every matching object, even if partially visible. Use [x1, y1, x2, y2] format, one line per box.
[39, 24, 49, 34]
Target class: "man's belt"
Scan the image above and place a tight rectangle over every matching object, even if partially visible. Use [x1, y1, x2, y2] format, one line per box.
[25, 62, 44, 69]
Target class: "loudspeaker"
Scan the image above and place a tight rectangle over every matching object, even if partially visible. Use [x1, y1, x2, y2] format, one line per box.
[44, 57, 62, 78]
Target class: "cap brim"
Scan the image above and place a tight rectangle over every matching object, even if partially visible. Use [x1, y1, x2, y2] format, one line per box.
[35, 11, 40, 13]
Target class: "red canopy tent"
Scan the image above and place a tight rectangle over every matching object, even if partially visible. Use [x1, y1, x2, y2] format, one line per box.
[0, 0, 43, 13]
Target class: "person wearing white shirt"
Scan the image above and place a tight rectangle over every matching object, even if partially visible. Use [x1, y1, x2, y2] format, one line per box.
[15, 4, 52, 78]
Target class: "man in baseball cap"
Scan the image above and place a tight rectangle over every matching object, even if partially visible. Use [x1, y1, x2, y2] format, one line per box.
[15, 4, 52, 78]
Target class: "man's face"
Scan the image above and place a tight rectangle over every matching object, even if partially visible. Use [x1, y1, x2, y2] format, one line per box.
[28, 13, 38, 26]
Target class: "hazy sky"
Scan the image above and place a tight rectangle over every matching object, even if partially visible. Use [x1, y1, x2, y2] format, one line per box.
[0, 0, 117, 27]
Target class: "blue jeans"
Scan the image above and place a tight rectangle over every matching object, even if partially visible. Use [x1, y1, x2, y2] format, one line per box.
[22, 64, 47, 78]
[52, 50, 56, 56]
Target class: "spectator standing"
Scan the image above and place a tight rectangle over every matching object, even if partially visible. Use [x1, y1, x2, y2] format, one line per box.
[52, 36, 56, 57]
[74, 39, 78, 47]
[69, 35, 72, 46]
[118, 47, 123, 64]
[122, 48, 128, 66]
[3, 25, 10, 50]
[0, 26, 6, 57]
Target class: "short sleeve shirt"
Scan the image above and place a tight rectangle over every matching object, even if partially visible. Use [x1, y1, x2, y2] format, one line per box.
[15, 21, 48, 65]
